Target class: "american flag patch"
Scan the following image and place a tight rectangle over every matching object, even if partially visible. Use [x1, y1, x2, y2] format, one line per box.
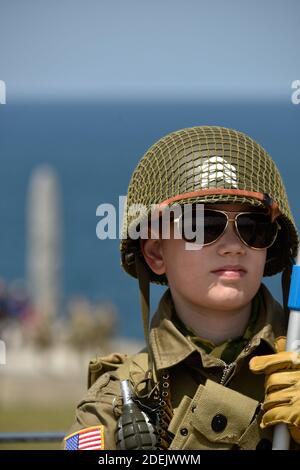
[64, 425, 104, 450]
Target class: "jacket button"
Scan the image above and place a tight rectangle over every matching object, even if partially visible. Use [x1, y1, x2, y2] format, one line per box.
[180, 428, 188, 436]
[256, 438, 272, 450]
[211, 414, 227, 432]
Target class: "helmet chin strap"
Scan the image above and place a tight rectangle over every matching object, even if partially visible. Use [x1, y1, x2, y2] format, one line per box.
[281, 256, 295, 324]
[135, 254, 157, 391]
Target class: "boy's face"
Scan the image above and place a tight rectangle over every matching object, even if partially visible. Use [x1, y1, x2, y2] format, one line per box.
[141, 203, 268, 313]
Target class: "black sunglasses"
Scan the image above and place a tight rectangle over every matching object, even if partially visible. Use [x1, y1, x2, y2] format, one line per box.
[173, 207, 280, 249]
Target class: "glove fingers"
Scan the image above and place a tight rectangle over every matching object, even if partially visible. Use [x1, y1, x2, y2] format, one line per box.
[261, 411, 300, 444]
[262, 389, 293, 412]
[261, 403, 300, 443]
[290, 425, 300, 444]
[249, 351, 300, 375]
[274, 336, 287, 353]
[265, 371, 300, 394]
[253, 340, 300, 445]
[260, 405, 291, 429]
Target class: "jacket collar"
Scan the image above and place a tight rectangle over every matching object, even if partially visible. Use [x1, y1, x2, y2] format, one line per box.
[149, 283, 286, 371]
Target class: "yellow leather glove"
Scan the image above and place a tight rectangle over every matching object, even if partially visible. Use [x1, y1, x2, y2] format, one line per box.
[249, 336, 300, 444]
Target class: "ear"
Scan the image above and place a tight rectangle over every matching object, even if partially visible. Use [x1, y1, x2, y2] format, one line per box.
[140, 238, 166, 275]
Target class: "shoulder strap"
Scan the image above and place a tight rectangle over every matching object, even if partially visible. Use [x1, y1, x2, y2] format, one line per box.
[88, 352, 128, 388]
[87, 349, 149, 388]
[117, 350, 149, 381]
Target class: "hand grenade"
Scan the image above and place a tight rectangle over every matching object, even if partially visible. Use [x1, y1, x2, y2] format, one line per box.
[115, 380, 158, 450]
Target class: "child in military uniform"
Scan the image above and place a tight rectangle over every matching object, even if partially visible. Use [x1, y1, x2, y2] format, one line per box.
[65, 126, 300, 450]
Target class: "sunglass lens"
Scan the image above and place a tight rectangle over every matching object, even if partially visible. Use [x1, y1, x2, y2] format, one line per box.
[237, 213, 277, 248]
[203, 210, 228, 244]
[180, 209, 227, 243]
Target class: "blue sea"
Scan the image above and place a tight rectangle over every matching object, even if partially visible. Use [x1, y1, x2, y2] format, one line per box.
[0, 99, 299, 338]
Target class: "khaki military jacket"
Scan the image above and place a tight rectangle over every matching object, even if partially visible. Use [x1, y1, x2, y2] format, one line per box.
[66, 283, 295, 450]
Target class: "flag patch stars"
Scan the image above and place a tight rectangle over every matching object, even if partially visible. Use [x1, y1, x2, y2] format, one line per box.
[64, 426, 104, 450]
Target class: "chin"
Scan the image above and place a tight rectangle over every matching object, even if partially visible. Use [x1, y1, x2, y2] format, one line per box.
[209, 287, 246, 307]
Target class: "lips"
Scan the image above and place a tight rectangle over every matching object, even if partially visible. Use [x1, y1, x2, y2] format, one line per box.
[211, 265, 247, 273]
[212, 265, 247, 281]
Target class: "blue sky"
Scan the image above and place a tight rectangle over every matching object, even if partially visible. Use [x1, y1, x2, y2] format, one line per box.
[0, 0, 299, 100]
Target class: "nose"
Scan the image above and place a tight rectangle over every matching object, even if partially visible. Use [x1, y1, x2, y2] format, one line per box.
[216, 219, 246, 255]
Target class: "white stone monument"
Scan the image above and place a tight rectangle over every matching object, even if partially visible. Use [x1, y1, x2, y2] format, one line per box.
[27, 165, 62, 320]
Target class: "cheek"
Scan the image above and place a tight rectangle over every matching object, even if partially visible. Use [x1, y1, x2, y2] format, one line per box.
[251, 250, 267, 276]
[163, 243, 207, 284]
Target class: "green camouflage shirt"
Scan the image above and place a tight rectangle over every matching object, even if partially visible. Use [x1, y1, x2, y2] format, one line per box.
[172, 292, 261, 364]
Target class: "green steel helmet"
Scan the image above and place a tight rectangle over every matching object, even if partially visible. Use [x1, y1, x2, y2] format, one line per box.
[120, 126, 298, 283]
